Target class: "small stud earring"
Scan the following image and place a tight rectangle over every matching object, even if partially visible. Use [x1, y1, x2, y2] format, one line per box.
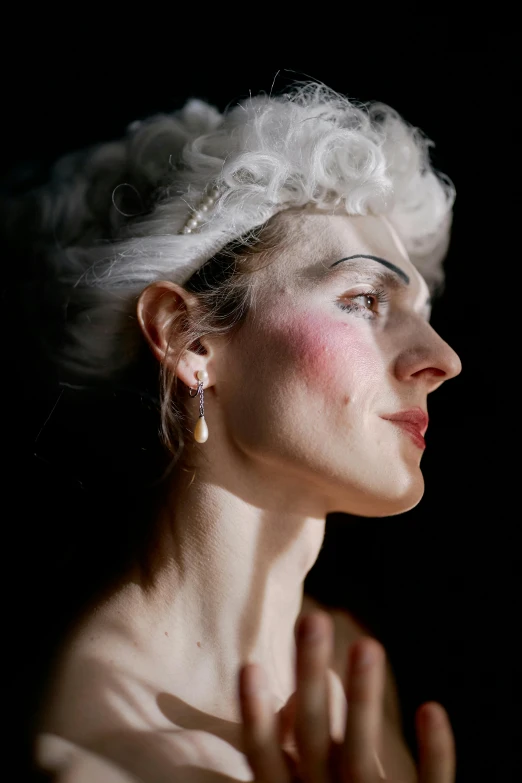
[189, 370, 209, 443]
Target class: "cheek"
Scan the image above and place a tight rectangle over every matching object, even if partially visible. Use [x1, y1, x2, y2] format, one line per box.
[265, 311, 381, 396]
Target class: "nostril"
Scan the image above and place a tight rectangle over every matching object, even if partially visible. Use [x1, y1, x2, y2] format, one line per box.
[413, 367, 445, 379]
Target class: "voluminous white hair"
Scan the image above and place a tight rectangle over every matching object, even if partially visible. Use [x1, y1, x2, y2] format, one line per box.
[13, 83, 455, 379]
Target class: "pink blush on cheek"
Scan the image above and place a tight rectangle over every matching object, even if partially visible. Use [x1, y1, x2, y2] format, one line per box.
[274, 312, 378, 390]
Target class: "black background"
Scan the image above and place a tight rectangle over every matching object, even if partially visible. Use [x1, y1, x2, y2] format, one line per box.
[1, 52, 513, 783]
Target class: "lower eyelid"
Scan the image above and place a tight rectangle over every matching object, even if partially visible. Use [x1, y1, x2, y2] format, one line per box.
[336, 301, 375, 318]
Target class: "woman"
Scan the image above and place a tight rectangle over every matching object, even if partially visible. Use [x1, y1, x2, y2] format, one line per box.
[20, 83, 460, 781]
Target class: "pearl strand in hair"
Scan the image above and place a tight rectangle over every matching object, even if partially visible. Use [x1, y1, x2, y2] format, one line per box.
[179, 186, 221, 234]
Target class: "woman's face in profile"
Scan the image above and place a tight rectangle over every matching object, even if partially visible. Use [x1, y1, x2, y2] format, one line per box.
[216, 211, 462, 517]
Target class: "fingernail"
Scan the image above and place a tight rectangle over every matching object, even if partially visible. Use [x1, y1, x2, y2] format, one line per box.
[355, 644, 374, 671]
[424, 703, 444, 729]
[243, 665, 266, 696]
[299, 617, 323, 642]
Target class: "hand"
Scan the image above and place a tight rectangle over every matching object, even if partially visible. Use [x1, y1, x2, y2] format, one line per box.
[238, 611, 456, 782]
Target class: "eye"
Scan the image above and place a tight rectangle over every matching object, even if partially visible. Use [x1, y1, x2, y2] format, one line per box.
[336, 287, 389, 318]
[356, 293, 379, 311]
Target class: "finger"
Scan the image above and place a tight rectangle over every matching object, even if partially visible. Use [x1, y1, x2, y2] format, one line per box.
[294, 612, 333, 783]
[277, 690, 297, 749]
[416, 702, 456, 783]
[239, 663, 290, 783]
[342, 638, 386, 780]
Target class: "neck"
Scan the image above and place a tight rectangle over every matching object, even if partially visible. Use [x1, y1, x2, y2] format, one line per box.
[99, 465, 327, 721]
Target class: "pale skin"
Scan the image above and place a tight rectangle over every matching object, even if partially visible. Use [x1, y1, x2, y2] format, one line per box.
[36, 211, 461, 782]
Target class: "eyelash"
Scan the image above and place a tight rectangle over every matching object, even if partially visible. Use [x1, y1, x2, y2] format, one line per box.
[336, 287, 390, 319]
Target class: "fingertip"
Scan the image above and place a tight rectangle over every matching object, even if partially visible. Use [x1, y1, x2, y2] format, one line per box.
[417, 701, 446, 731]
[239, 663, 275, 732]
[297, 609, 333, 641]
[240, 662, 265, 697]
[349, 637, 384, 673]
[416, 700, 456, 780]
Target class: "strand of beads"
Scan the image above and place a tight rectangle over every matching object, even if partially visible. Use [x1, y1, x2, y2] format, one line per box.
[180, 186, 221, 234]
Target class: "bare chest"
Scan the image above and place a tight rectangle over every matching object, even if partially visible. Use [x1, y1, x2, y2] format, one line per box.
[38, 668, 347, 783]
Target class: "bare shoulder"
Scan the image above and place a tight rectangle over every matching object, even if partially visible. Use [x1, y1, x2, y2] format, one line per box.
[36, 728, 254, 783]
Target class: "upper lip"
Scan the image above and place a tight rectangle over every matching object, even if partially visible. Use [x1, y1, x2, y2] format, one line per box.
[380, 407, 429, 436]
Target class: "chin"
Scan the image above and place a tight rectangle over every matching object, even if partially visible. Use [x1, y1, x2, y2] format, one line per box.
[372, 475, 425, 517]
[331, 471, 425, 518]
[371, 490, 424, 517]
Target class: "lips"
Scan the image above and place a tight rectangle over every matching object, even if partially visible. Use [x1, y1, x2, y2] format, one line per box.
[380, 408, 429, 449]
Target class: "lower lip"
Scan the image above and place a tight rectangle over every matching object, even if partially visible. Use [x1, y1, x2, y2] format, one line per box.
[383, 420, 426, 450]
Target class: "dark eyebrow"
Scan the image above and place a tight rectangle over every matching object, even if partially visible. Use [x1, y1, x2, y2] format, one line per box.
[329, 254, 410, 285]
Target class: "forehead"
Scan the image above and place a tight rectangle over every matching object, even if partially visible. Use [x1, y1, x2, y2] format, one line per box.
[268, 210, 428, 296]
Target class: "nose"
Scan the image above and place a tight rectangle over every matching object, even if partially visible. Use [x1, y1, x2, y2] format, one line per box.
[394, 324, 462, 392]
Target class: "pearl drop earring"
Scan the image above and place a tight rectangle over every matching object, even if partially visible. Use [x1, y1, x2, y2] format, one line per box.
[189, 370, 209, 443]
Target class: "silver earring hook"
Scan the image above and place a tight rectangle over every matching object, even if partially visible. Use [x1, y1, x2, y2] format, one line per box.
[188, 383, 201, 398]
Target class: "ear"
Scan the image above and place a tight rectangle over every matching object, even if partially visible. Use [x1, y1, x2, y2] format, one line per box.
[136, 280, 214, 390]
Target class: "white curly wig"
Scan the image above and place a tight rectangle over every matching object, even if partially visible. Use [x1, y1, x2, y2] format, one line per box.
[12, 82, 454, 381]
